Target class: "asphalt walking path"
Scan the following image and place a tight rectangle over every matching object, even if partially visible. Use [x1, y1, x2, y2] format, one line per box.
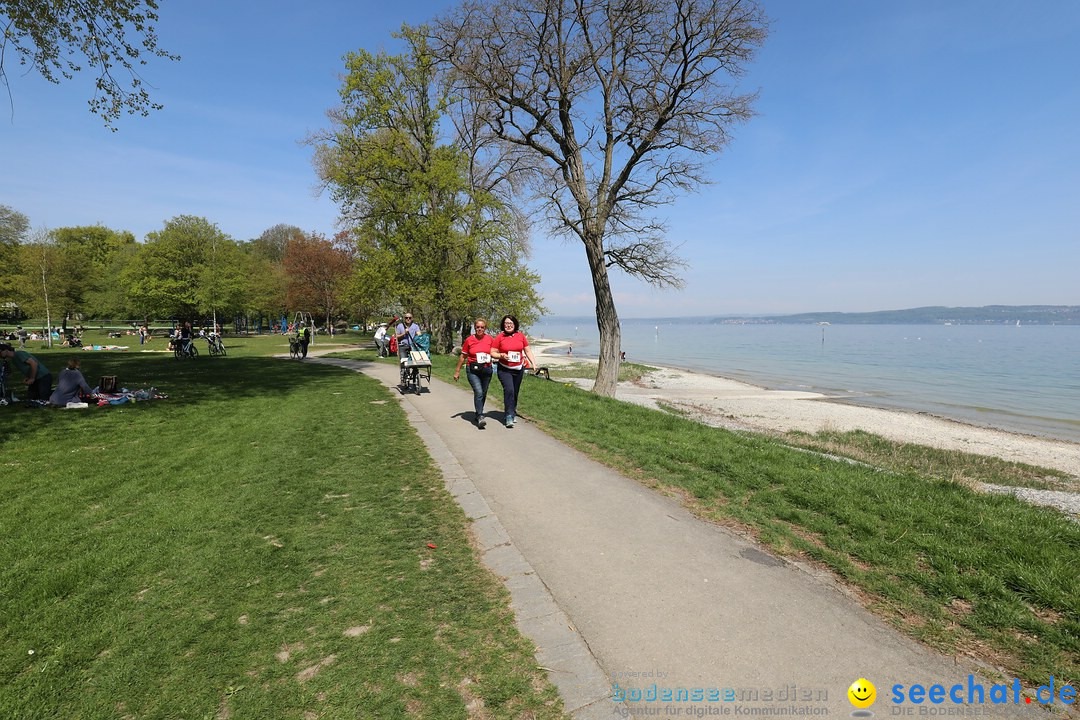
[309, 353, 1011, 719]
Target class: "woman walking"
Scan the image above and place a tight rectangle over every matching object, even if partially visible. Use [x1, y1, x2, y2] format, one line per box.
[490, 315, 537, 428]
[453, 318, 495, 428]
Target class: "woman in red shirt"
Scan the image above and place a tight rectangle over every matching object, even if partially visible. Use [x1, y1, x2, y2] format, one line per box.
[453, 318, 495, 428]
[489, 314, 537, 428]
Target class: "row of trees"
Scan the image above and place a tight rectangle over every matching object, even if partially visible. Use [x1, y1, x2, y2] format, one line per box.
[8, 0, 770, 389]
[0, 208, 341, 330]
[0, 205, 542, 348]
[316, 0, 768, 393]
[0, 209, 348, 331]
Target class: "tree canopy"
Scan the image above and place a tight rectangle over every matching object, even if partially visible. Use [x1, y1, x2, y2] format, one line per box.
[0, 0, 179, 128]
[314, 26, 543, 352]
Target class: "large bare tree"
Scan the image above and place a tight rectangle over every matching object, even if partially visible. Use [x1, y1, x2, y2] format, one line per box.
[430, 0, 767, 394]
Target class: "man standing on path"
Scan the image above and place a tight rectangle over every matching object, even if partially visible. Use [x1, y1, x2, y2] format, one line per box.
[0, 343, 53, 400]
[300, 324, 312, 358]
[395, 313, 420, 362]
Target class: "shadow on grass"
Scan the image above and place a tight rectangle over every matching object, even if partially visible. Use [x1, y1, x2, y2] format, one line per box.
[1, 354, 361, 449]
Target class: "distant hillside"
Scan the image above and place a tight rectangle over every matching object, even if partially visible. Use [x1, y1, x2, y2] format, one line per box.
[711, 305, 1080, 325]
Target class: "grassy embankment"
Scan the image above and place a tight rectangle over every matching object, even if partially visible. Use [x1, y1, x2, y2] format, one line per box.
[0, 334, 566, 719]
[330, 347, 1080, 692]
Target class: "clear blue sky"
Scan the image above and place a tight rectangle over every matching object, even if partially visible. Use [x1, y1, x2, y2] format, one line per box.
[2, 0, 1078, 317]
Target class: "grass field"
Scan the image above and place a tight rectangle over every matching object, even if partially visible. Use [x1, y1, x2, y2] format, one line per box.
[1, 338, 566, 719]
[11, 334, 1075, 707]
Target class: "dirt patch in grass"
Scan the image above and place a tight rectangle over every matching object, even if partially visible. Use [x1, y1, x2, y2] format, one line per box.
[296, 655, 337, 683]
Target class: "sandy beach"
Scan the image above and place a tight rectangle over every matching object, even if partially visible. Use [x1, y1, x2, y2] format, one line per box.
[532, 339, 1080, 479]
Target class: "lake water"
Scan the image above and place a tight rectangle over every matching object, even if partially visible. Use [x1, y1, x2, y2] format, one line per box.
[530, 318, 1080, 444]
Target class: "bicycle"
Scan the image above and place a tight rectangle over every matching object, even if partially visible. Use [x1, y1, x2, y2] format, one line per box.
[172, 337, 199, 359]
[206, 333, 227, 356]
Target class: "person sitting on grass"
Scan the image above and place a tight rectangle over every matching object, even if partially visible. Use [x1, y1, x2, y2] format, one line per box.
[0, 342, 53, 401]
[49, 358, 93, 406]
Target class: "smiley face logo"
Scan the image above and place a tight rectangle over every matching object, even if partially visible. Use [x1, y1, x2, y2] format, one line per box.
[848, 678, 876, 709]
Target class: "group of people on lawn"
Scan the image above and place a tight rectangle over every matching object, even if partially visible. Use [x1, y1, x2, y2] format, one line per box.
[0, 343, 94, 406]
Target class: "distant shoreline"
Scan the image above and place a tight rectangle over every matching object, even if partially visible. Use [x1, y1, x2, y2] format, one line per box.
[530, 338, 1080, 478]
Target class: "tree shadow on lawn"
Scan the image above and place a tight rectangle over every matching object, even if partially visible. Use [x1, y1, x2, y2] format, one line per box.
[0, 354, 362, 448]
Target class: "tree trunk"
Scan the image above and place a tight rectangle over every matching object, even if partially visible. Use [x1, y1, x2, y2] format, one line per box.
[430, 309, 455, 354]
[41, 264, 53, 349]
[583, 234, 620, 396]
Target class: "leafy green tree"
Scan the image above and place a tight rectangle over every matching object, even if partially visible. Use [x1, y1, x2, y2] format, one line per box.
[240, 252, 287, 327]
[315, 27, 544, 352]
[123, 215, 231, 320]
[0, 204, 30, 304]
[248, 224, 303, 264]
[51, 224, 136, 316]
[89, 241, 140, 319]
[52, 225, 136, 267]
[195, 228, 249, 329]
[0, 0, 180, 128]
[13, 230, 85, 343]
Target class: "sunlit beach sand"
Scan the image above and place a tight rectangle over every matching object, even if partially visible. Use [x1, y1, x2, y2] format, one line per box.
[532, 339, 1080, 478]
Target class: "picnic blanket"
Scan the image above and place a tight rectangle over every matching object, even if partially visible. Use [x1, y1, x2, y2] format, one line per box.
[93, 387, 168, 406]
[82, 345, 130, 351]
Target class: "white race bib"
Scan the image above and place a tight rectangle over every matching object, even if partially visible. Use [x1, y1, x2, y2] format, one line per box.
[476, 352, 491, 364]
[507, 351, 521, 364]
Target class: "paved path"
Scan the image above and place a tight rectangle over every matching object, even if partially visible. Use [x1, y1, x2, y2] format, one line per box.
[310, 354, 1015, 719]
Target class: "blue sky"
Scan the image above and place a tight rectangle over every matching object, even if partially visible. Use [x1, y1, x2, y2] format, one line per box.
[2, 0, 1078, 317]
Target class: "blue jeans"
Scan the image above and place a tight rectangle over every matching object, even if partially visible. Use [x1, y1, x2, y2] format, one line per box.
[466, 366, 493, 418]
[497, 366, 524, 418]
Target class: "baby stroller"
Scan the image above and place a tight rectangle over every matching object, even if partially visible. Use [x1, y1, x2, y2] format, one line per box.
[398, 333, 432, 395]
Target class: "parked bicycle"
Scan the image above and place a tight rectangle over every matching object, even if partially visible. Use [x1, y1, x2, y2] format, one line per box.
[206, 332, 226, 356]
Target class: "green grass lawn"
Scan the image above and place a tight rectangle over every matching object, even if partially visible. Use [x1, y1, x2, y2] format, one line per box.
[1, 346, 565, 719]
[403, 353, 1078, 692]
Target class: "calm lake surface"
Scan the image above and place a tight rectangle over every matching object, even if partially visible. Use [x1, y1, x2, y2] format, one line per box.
[530, 319, 1080, 444]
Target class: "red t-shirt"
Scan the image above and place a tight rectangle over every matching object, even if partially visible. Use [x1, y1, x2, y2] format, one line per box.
[462, 334, 494, 366]
[491, 331, 529, 370]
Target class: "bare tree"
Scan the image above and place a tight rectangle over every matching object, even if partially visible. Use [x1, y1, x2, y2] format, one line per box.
[430, 0, 767, 394]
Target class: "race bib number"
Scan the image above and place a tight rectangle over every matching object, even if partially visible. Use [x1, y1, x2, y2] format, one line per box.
[476, 352, 491, 364]
[507, 351, 521, 364]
